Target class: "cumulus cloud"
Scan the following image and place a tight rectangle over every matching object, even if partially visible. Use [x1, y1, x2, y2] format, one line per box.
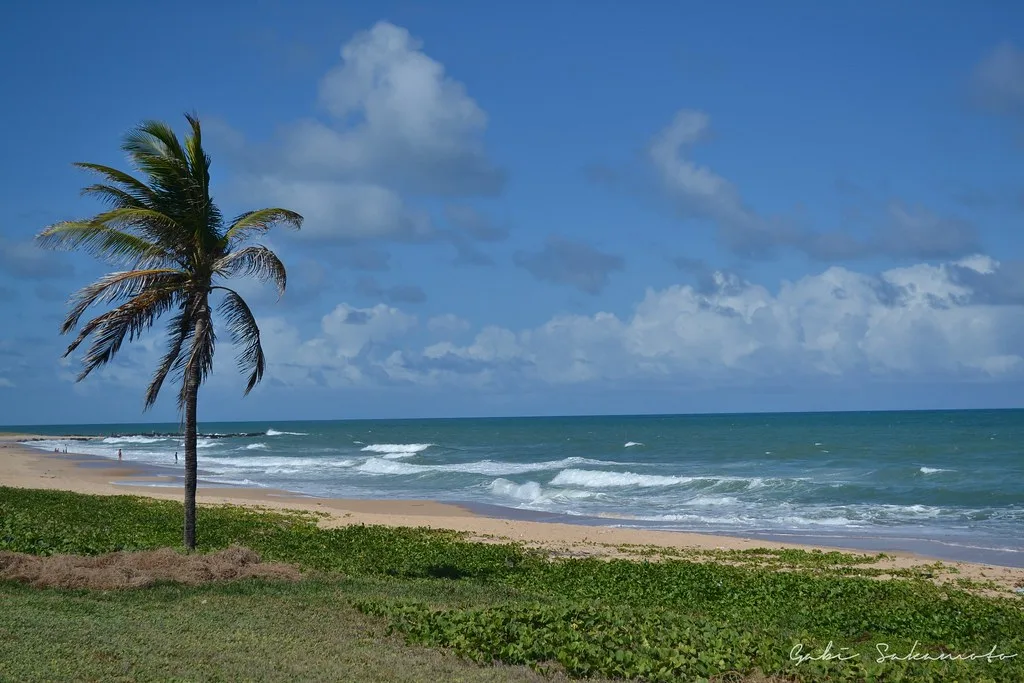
[646, 110, 982, 261]
[218, 21, 503, 244]
[972, 42, 1024, 119]
[310, 22, 504, 194]
[650, 110, 787, 256]
[514, 237, 625, 295]
[261, 255, 1024, 391]
[249, 178, 433, 242]
[260, 303, 417, 387]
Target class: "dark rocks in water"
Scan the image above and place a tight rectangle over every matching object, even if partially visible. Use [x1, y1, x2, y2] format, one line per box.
[20, 436, 94, 442]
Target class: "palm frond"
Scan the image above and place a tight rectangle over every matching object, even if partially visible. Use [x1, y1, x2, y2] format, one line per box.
[124, 120, 189, 166]
[61, 269, 187, 335]
[144, 301, 195, 409]
[215, 287, 266, 395]
[214, 245, 287, 297]
[222, 208, 302, 247]
[81, 184, 147, 210]
[183, 113, 210, 191]
[73, 163, 159, 205]
[37, 221, 174, 267]
[96, 208, 196, 259]
[179, 301, 216, 410]
[67, 288, 180, 380]
[40, 114, 301, 422]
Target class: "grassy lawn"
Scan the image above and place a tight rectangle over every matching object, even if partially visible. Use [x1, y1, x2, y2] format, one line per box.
[0, 578, 589, 682]
[2, 486, 1022, 682]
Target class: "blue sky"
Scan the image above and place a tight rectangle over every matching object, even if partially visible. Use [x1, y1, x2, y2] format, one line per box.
[1, 1, 1023, 424]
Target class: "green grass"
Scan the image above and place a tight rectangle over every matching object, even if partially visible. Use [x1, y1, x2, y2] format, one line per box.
[0, 577, 589, 683]
[2, 486, 1023, 682]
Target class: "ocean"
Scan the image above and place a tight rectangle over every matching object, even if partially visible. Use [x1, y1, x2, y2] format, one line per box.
[13, 410, 1024, 565]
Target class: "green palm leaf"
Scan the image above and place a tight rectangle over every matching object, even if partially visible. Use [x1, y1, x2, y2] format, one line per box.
[35, 113, 302, 549]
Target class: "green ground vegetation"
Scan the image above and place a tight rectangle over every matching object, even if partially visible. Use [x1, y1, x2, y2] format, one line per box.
[2, 486, 1022, 682]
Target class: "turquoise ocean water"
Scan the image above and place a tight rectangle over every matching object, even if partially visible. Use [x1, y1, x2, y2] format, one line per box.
[11, 410, 1023, 564]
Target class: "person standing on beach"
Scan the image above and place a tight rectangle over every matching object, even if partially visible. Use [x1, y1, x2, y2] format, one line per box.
[118, 448, 122, 461]
[175, 452, 178, 464]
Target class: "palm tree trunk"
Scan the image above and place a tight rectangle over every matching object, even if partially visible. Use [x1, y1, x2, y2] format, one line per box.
[182, 308, 207, 551]
[183, 362, 199, 550]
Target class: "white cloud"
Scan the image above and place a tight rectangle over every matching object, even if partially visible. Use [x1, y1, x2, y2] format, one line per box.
[261, 304, 417, 388]
[0, 377, 14, 388]
[649, 110, 783, 255]
[261, 255, 1024, 390]
[308, 22, 501, 193]
[251, 178, 432, 241]
[646, 110, 981, 261]
[219, 21, 502, 244]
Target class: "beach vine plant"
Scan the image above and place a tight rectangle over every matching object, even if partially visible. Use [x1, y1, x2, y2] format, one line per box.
[35, 114, 302, 549]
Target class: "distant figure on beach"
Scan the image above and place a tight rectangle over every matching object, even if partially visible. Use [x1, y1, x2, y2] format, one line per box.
[117, 448, 122, 461]
[175, 451, 178, 464]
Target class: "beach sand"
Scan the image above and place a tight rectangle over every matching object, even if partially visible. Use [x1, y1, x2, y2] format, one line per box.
[3, 433, 1022, 596]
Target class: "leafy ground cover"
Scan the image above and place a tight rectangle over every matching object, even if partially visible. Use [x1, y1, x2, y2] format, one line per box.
[2, 486, 1022, 681]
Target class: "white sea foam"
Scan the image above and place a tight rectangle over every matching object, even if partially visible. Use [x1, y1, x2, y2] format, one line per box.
[266, 429, 308, 436]
[919, 467, 952, 474]
[488, 478, 600, 505]
[204, 477, 270, 488]
[640, 512, 857, 528]
[355, 456, 613, 477]
[360, 443, 433, 457]
[200, 456, 356, 474]
[684, 495, 740, 506]
[490, 479, 543, 502]
[357, 458, 421, 475]
[624, 441, 643, 448]
[550, 468, 696, 488]
[245, 443, 268, 450]
[102, 436, 168, 444]
[548, 469, 788, 490]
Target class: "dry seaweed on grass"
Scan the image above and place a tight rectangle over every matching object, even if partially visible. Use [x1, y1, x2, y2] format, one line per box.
[0, 546, 301, 590]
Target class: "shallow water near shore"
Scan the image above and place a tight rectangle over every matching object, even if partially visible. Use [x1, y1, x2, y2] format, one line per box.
[11, 409, 1024, 565]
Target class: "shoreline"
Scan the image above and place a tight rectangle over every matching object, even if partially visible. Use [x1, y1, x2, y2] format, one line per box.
[3, 433, 1024, 594]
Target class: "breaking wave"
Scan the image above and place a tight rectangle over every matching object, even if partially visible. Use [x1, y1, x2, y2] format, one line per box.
[102, 436, 167, 444]
[359, 443, 433, 457]
[355, 456, 614, 477]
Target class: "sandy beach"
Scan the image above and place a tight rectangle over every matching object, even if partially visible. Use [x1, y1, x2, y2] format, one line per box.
[3, 433, 1023, 595]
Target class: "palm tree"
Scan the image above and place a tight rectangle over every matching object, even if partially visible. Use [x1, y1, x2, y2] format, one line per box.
[36, 114, 302, 549]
